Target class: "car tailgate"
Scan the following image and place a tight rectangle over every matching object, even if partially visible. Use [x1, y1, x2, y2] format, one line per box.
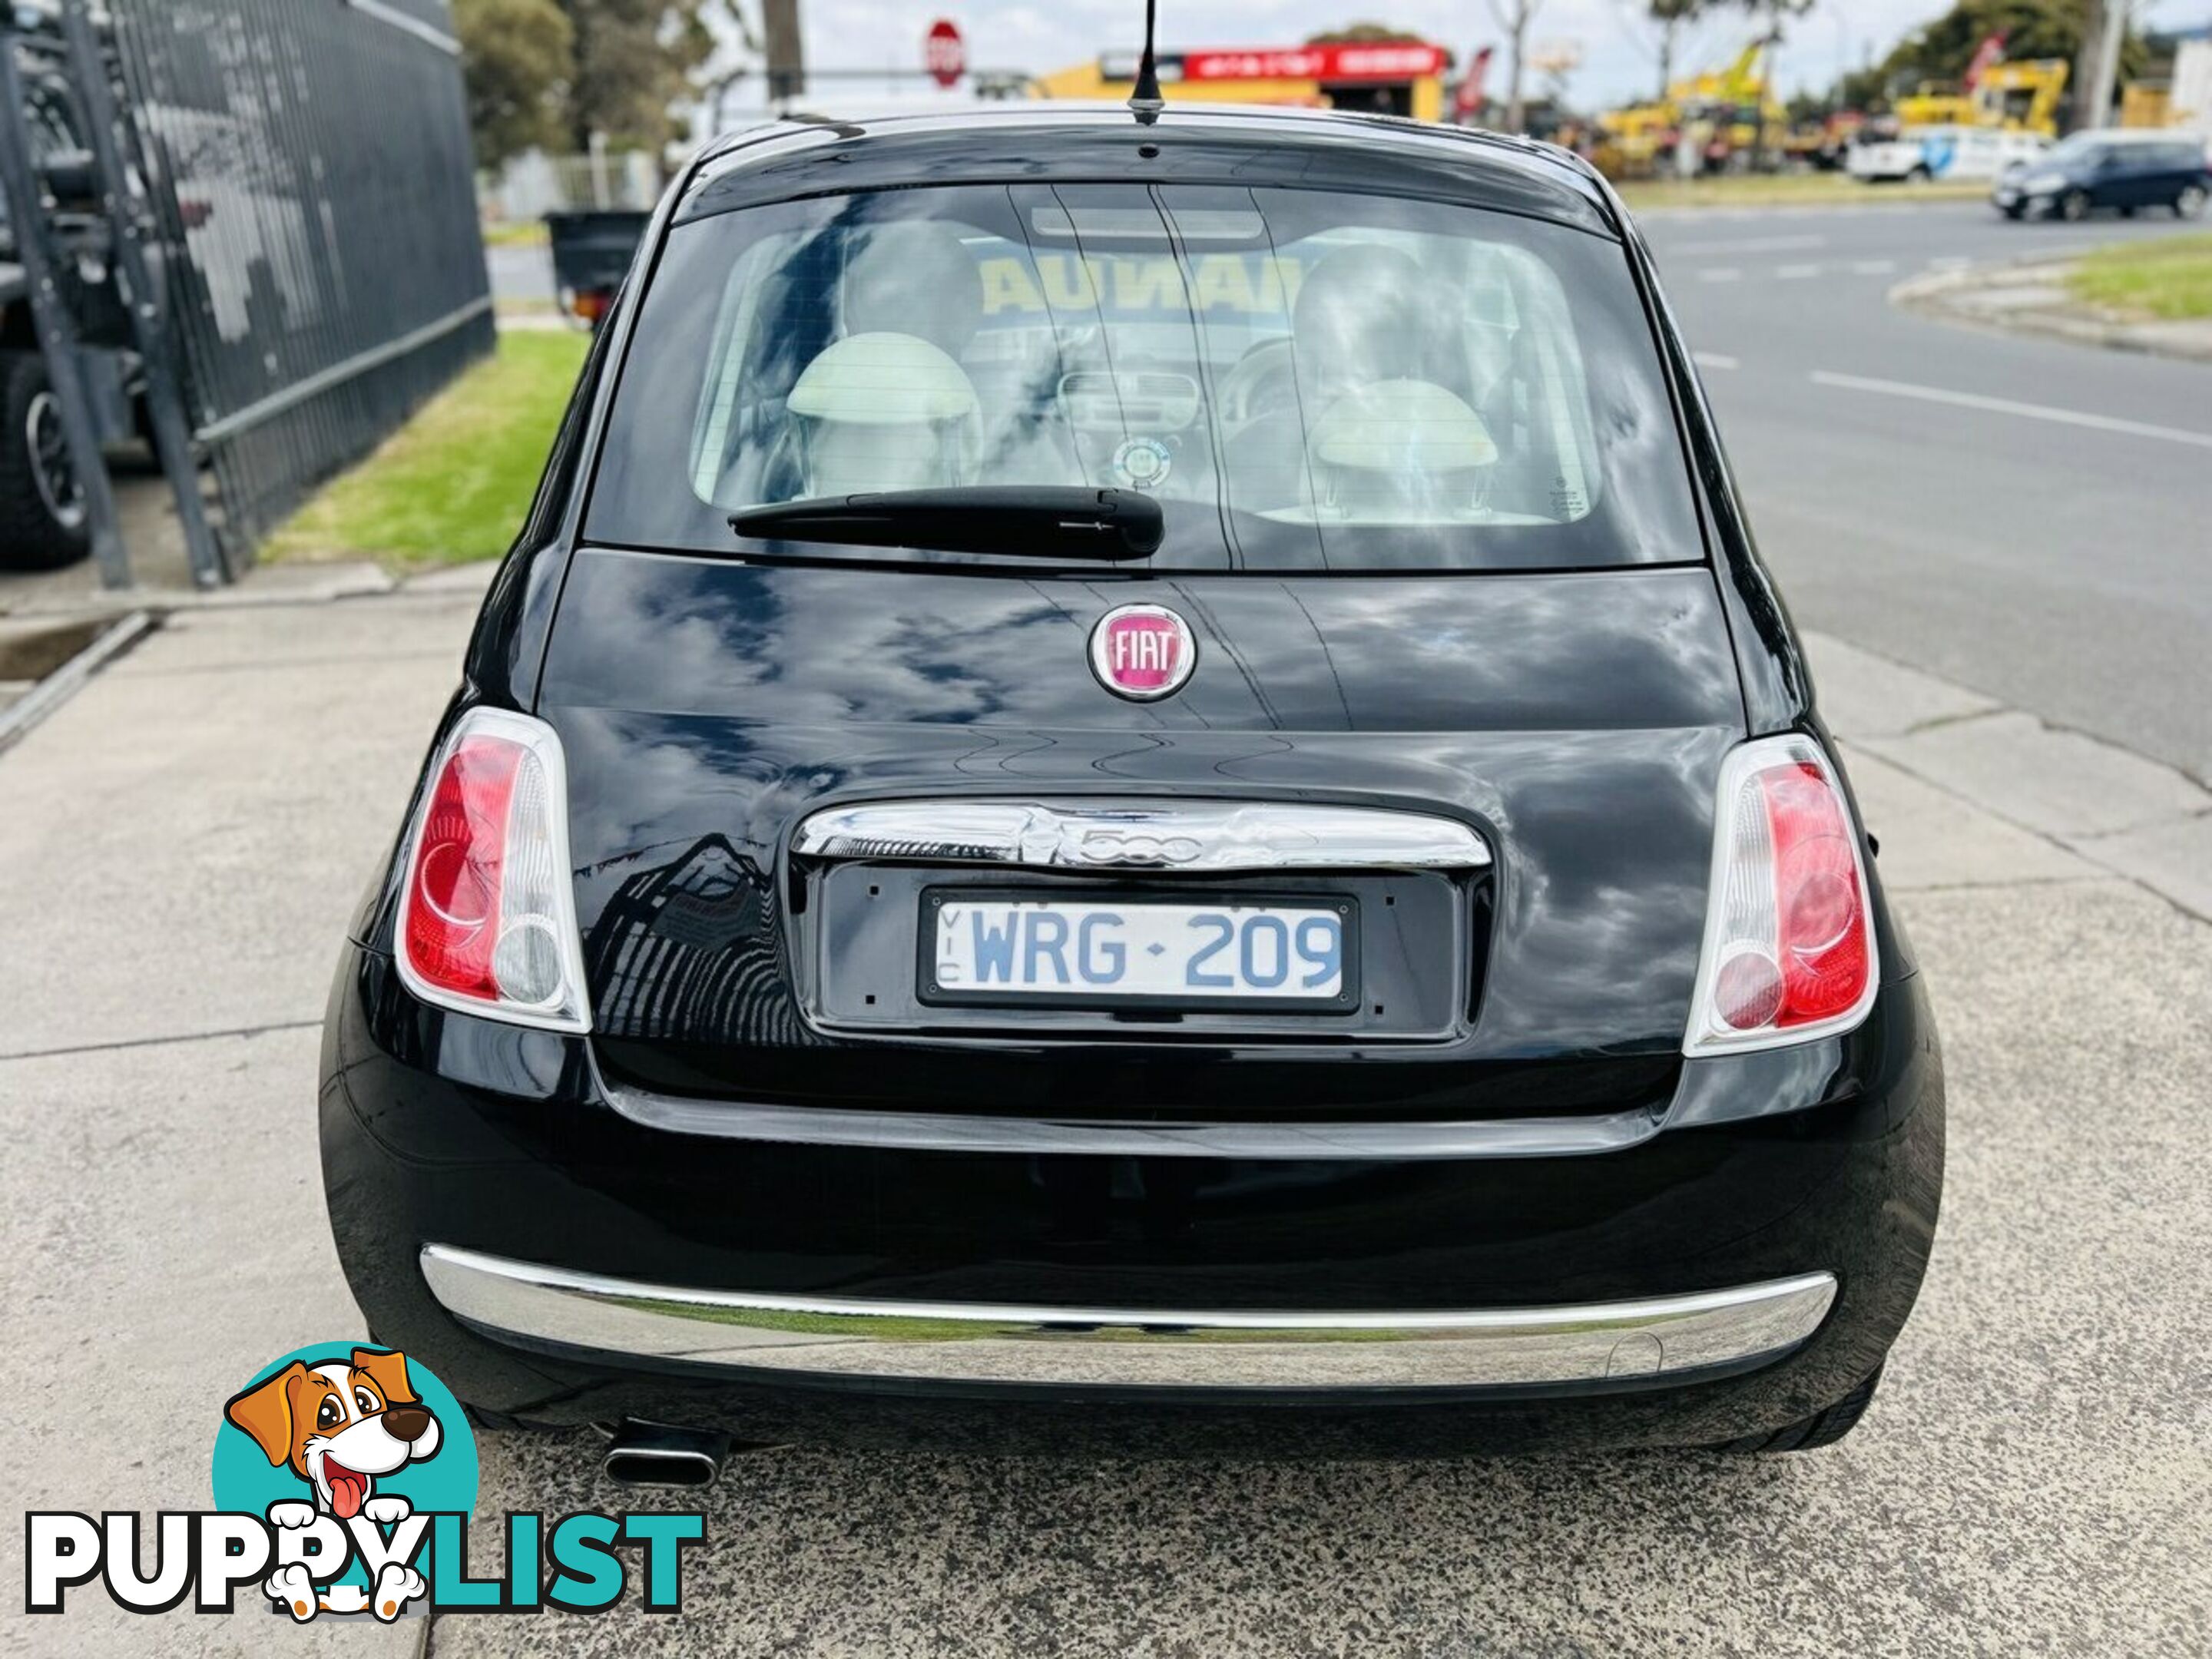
[537, 547, 1746, 1113]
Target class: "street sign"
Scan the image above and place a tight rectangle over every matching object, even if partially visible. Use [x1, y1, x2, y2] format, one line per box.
[925, 18, 965, 88]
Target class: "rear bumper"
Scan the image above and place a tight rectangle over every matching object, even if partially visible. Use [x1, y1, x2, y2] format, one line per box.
[420, 1244, 1836, 1392]
[320, 945, 1942, 1454]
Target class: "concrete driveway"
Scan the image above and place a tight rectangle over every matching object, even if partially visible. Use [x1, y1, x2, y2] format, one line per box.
[2, 586, 2207, 1656]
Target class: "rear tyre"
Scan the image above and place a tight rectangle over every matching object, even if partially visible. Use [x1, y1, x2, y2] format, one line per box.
[2178, 184, 2208, 220]
[2059, 189, 2092, 222]
[2002, 202, 2026, 220]
[1714, 1365, 1884, 1453]
[0, 351, 91, 572]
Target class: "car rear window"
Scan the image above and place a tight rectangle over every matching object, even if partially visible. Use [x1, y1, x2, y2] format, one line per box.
[588, 183, 1704, 571]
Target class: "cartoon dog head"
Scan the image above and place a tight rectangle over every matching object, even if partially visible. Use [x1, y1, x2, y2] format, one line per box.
[225, 1348, 442, 1519]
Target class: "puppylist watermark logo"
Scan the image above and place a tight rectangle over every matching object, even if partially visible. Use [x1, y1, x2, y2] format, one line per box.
[24, 1343, 704, 1621]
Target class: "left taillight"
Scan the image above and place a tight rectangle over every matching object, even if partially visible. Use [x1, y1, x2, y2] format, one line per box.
[1684, 732, 1878, 1057]
[394, 707, 591, 1032]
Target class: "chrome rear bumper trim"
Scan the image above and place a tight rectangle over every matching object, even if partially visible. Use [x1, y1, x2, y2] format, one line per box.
[600, 1075, 1665, 1160]
[793, 799, 1489, 873]
[420, 1246, 1835, 1392]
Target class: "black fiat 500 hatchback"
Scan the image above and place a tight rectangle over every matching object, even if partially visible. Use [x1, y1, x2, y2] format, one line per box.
[322, 104, 1942, 1469]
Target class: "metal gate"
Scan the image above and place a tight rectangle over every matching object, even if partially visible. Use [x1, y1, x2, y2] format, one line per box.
[104, 0, 492, 572]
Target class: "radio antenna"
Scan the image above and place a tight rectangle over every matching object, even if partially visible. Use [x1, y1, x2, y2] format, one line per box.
[1129, 0, 1164, 125]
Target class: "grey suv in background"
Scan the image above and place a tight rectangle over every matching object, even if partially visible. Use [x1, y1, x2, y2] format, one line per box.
[1994, 131, 2212, 221]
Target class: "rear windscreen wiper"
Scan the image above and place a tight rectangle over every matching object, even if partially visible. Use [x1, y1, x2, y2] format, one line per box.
[728, 487, 1164, 560]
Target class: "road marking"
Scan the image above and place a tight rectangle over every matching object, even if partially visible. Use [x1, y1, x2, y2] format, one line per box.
[1928, 255, 1974, 270]
[1810, 371, 2212, 450]
[1694, 352, 1739, 370]
[1666, 233, 1826, 256]
[1697, 267, 1743, 282]
[1775, 263, 1821, 279]
[1851, 259, 1898, 274]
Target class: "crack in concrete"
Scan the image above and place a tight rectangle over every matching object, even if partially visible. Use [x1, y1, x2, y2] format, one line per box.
[0, 1016, 321, 1065]
[1901, 704, 2006, 738]
[1861, 741, 2211, 926]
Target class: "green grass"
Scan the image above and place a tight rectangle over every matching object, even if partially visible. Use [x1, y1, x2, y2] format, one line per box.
[264, 330, 588, 570]
[2067, 233, 2212, 321]
[1615, 171, 1988, 211]
[481, 219, 549, 249]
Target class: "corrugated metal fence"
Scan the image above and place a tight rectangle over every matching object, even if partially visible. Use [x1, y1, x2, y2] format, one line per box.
[111, 0, 492, 563]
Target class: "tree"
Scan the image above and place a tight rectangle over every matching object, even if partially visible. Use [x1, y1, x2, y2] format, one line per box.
[1305, 24, 1430, 43]
[454, 0, 575, 169]
[1830, 0, 2147, 117]
[1647, 0, 1705, 100]
[558, 0, 720, 151]
[456, 0, 746, 164]
[1485, 0, 1543, 132]
[1715, 0, 1811, 167]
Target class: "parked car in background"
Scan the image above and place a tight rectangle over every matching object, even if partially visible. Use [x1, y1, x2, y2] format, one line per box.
[544, 208, 649, 329]
[1848, 121, 2050, 184]
[1993, 131, 2212, 220]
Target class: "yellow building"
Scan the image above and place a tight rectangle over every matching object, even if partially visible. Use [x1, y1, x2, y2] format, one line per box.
[1035, 41, 1452, 124]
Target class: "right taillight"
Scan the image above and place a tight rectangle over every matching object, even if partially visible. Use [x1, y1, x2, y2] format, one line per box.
[394, 707, 591, 1032]
[1684, 733, 1878, 1056]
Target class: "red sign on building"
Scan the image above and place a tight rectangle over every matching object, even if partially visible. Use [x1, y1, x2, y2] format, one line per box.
[1180, 43, 1446, 84]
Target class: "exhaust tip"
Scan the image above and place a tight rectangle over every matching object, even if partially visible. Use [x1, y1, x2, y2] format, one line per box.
[600, 1420, 730, 1488]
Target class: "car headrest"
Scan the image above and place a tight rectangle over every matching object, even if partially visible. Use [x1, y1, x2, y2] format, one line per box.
[841, 221, 985, 358]
[1309, 380, 1498, 473]
[1290, 244, 1432, 394]
[788, 333, 979, 426]
[790, 333, 980, 497]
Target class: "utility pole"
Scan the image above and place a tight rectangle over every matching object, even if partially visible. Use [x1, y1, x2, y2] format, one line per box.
[2071, 0, 2124, 131]
[2086, 0, 2127, 130]
[761, 0, 804, 105]
[1751, 18, 1781, 174]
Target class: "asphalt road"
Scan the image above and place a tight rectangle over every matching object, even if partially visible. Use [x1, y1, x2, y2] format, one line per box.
[1641, 200, 2212, 784]
[488, 240, 556, 309]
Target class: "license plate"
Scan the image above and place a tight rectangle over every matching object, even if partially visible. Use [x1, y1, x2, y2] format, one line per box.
[923, 892, 1357, 1010]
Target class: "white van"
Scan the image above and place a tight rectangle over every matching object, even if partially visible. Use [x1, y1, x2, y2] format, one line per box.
[1849, 124, 2051, 183]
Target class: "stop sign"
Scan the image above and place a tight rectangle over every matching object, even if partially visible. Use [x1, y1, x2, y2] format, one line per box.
[924, 18, 965, 88]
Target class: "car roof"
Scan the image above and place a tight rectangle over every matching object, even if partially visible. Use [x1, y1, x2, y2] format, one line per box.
[677, 103, 1621, 240]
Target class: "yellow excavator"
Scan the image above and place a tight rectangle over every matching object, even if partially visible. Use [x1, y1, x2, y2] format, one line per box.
[1600, 42, 1790, 177]
[1895, 59, 2068, 136]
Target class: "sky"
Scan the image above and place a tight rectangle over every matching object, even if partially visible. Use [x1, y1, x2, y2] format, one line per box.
[714, 0, 2210, 119]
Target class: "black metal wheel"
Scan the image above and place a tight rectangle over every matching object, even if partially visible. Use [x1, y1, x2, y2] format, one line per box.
[0, 351, 92, 571]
